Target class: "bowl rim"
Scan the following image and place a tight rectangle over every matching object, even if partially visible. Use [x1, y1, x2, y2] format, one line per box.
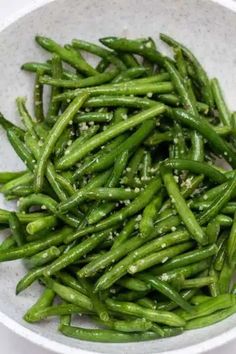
[1, 0, 236, 353]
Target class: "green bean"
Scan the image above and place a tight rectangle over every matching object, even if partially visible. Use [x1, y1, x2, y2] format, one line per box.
[36, 36, 98, 76]
[59, 324, 182, 342]
[112, 67, 148, 83]
[128, 242, 194, 274]
[211, 78, 232, 127]
[227, 212, 236, 266]
[44, 278, 93, 311]
[26, 304, 90, 323]
[164, 59, 203, 162]
[208, 267, 220, 297]
[34, 69, 44, 121]
[138, 273, 193, 312]
[46, 54, 63, 125]
[123, 148, 144, 186]
[54, 81, 173, 101]
[185, 303, 236, 329]
[206, 218, 220, 244]
[213, 233, 227, 272]
[118, 277, 150, 292]
[116, 290, 149, 302]
[180, 276, 216, 289]
[190, 295, 211, 305]
[84, 95, 156, 109]
[100, 37, 165, 66]
[136, 297, 157, 310]
[65, 177, 162, 244]
[58, 188, 137, 214]
[34, 93, 89, 191]
[0, 111, 25, 137]
[152, 245, 218, 275]
[156, 289, 197, 311]
[0, 235, 16, 251]
[40, 69, 118, 88]
[26, 215, 57, 235]
[139, 193, 163, 237]
[218, 259, 233, 294]
[16, 97, 37, 137]
[181, 294, 236, 321]
[24, 288, 55, 323]
[160, 33, 214, 108]
[0, 171, 25, 184]
[215, 214, 233, 227]
[0, 227, 71, 262]
[80, 278, 109, 321]
[7, 128, 35, 170]
[56, 271, 87, 295]
[105, 299, 185, 327]
[16, 266, 48, 294]
[21, 61, 79, 80]
[192, 201, 236, 215]
[98, 317, 156, 333]
[25, 246, 61, 268]
[26, 132, 76, 204]
[156, 260, 210, 283]
[213, 125, 234, 136]
[163, 159, 227, 184]
[9, 212, 25, 246]
[161, 166, 206, 245]
[72, 39, 126, 70]
[169, 109, 236, 168]
[5, 184, 34, 199]
[144, 131, 173, 147]
[112, 218, 136, 249]
[44, 228, 112, 277]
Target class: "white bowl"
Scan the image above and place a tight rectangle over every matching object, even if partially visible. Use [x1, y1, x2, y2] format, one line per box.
[0, 0, 236, 353]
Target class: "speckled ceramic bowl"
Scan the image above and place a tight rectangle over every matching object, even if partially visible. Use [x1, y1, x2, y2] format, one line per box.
[0, 0, 236, 353]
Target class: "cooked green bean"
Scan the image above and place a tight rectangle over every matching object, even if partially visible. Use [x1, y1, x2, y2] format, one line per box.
[227, 212, 236, 266]
[54, 81, 173, 101]
[160, 166, 206, 245]
[26, 215, 57, 235]
[36, 36, 98, 76]
[40, 69, 118, 88]
[24, 288, 55, 323]
[59, 324, 182, 342]
[34, 93, 89, 191]
[44, 278, 93, 311]
[46, 54, 63, 125]
[8, 212, 25, 247]
[128, 242, 194, 274]
[105, 299, 185, 327]
[211, 78, 232, 127]
[152, 245, 218, 275]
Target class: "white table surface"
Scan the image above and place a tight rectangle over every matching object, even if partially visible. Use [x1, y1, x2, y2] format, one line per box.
[0, 0, 236, 353]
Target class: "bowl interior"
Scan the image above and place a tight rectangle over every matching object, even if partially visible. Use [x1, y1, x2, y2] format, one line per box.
[0, 0, 236, 353]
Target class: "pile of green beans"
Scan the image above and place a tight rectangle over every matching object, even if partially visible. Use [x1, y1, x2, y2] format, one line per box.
[0, 33, 236, 343]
